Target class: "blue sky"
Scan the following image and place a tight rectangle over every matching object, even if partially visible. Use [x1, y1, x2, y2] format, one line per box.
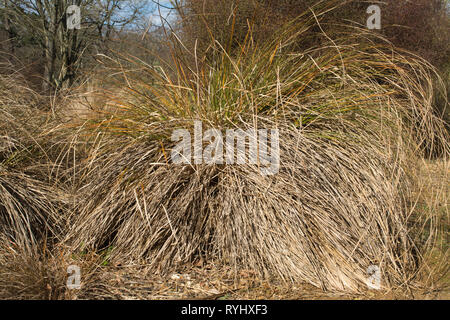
[148, 0, 177, 25]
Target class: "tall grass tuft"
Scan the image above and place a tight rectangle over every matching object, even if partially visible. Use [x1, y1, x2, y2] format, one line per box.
[63, 5, 448, 292]
[0, 72, 67, 251]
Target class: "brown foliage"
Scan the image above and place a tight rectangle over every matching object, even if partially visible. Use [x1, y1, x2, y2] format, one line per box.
[177, 0, 449, 67]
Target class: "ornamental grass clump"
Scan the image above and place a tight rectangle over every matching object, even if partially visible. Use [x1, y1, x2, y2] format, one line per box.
[0, 73, 66, 251]
[64, 5, 449, 292]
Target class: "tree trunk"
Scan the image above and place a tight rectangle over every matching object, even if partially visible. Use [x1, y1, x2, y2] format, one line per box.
[2, 0, 15, 54]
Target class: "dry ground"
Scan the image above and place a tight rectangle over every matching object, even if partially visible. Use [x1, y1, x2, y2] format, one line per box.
[65, 261, 449, 300]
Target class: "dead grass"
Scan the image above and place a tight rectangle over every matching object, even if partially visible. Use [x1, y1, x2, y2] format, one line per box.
[62, 13, 449, 293]
[0, 3, 448, 299]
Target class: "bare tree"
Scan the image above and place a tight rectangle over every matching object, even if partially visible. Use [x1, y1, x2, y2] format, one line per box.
[1, 0, 153, 91]
[0, 0, 15, 54]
